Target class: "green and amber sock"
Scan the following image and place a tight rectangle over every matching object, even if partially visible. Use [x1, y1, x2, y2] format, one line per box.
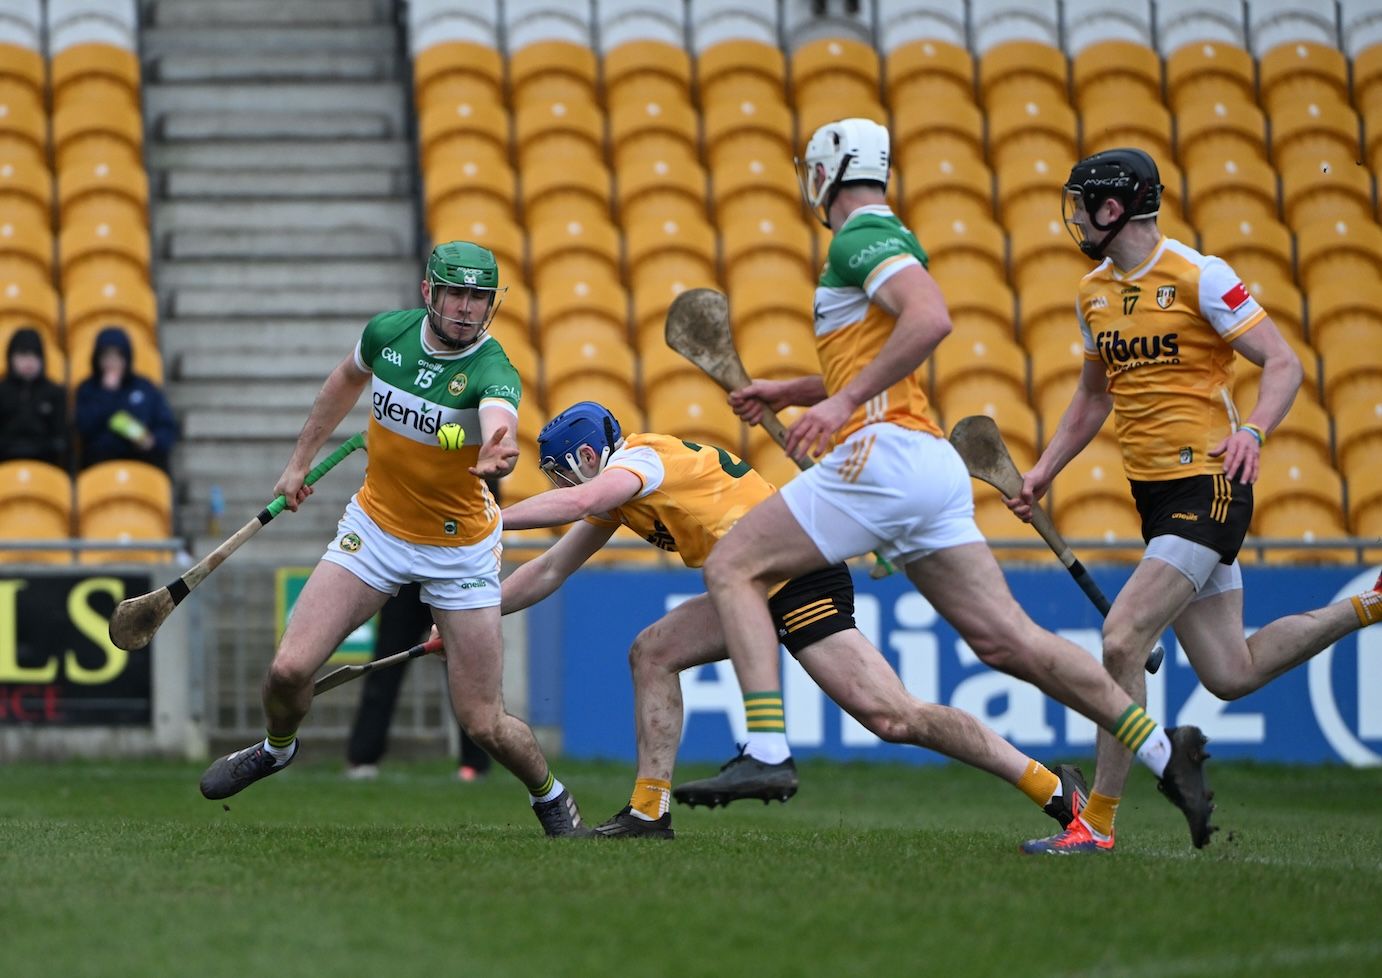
[1113, 704, 1172, 777]
[263, 729, 297, 764]
[743, 691, 789, 764]
[527, 770, 564, 805]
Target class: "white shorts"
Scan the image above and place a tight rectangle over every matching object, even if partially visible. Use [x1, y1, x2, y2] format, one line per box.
[778, 423, 984, 567]
[1144, 534, 1244, 601]
[321, 497, 502, 611]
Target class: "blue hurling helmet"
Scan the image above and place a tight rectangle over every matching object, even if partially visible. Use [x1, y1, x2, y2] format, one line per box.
[538, 401, 623, 485]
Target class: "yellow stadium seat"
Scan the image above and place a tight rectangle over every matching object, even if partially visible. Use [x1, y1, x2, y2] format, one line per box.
[986, 93, 1078, 173]
[697, 40, 786, 111]
[75, 460, 173, 565]
[1270, 99, 1362, 174]
[939, 391, 1039, 465]
[886, 39, 974, 110]
[1072, 40, 1162, 111]
[526, 216, 620, 290]
[1258, 42, 1349, 117]
[0, 460, 73, 564]
[0, 88, 46, 166]
[484, 318, 538, 391]
[58, 219, 149, 290]
[1333, 397, 1382, 478]
[711, 155, 801, 228]
[56, 160, 148, 230]
[1051, 436, 1126, 516]
[916, 216, 1006, 285]
[1008, 217, 1094, 297]
[1027, 331, 1086, 416]
[1197, 217, 1293, 293]
[1346, 457, 1382, 535]
[497, 461, 554, 508]
[617, 155, 708, 228]
[513, 98, 603, 168]
[738, 321, 818, 382]
[50, 43, 140, 111]
[638, 335, 700, 392]
[1156, 156, 1188, 220]
[931, 331, 1027, 407]
[720, 215, 814, 293]
[1308, 281, 1382, 351]
[1056, 498, 1144, 563]
[730, 276, 815, 337]
[970, 492, 1049, 564]
[646, 374, 744, 452]
[1254, 503, 1354, 564]
[63, 274, 157, 344]
[624, 216, 717, 287]
[1079, 95, 1173, 161]
[424, 149, 516, 234]
[1233, 357, 1321, 422]
[795, 97, 889, 150]
[0, 265, 59, 339]
[489, 278, 532, 340]
[1355, 42, 1382, 115]
[418, 100, 509, 171]
[609, 97, 699, 170]
[67, 320, 163, 387]
[631, 272, 717, 347]
[747, 446, 802, 494]
[1018, 277, 1081, 353]
[413, 41, 504, 114]
[1296, 217, 1382, 293]
[521, 156, 611, 228]
[901, 154, 994, 228]
[1319, 326, 1382, 411]
[1177, 98, 1268, 171]
[894, 99, 986, 171]
[51, 101, 141, 172]
[542, 319, 636, 391]
[1187, 157, 1280, 228]
[1165, 41, 1255, 113]
[1241, 272, 1306, 341]
[1262, 392, 1335, 468]
[940, 274, 1016, 341]
[702, 98, 794, 171]
[1280, 156, 1373, 230]
[432, 214, 525, 282]
[996, 156, 1067, 231]
[0, 43, 43, 102]
[0, 218, 51, 279]
[535, 275, 628, 341]
[1158, 211, 1198, 250]
[791, 38, 881, 110]
[745, 404, 806, 460]
[508, 41, 598, 110]
[978, 41, 1068, 112]
[0, 156, 50, 232]
[546, 377, 642, 437]
[1253, 448, 1352, 562]
[604, 40, 692, 111]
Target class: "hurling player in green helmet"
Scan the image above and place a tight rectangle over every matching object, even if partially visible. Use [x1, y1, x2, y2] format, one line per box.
[423, 240, 508, 353]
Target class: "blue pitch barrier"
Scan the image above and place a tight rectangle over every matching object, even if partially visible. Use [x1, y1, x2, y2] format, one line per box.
[526, 565, 1382, 767]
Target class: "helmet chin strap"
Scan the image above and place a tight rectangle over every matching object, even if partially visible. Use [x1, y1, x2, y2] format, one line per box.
[562, 445, 611, 483]
[1079, 185, 1154, 259]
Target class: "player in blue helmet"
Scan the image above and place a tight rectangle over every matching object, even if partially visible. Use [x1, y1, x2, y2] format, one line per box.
[537, 401, 623, 487]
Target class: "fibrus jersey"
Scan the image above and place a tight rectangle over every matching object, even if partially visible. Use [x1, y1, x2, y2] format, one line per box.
[586, 433, 774, 568]
[353, 309, 520, 545]
[815, 205, 944, 444]
[1077, 237, 1266, 481]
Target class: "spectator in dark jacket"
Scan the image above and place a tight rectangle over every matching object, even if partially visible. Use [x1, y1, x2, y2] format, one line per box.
[0, 327, 69, 468]
[74, 326, 178, 472]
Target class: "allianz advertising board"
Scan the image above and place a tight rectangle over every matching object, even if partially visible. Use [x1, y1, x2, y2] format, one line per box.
[527, 566, 1381, 766]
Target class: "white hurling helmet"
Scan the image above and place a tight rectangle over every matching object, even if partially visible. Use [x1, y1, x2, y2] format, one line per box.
[795, 117, 891, 226]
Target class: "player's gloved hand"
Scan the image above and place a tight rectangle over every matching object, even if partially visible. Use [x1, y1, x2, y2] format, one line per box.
[1209, 428, 1261, 484]
[470, 426, 519, 478]
[784, 393, 852, 461]
[728, 379, 793, 424]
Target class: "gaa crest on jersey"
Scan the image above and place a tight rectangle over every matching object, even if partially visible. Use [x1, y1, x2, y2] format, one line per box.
[1157, 285, 1176, 309]
[448, 374, 467, 396]
[443, 520, 458, 535]
[340, 532, 362, 553]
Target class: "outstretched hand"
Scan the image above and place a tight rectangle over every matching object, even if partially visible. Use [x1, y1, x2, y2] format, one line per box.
[469, 425, 519, 478]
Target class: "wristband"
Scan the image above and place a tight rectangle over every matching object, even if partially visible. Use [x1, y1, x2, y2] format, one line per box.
[1239, 423, 1264, 446]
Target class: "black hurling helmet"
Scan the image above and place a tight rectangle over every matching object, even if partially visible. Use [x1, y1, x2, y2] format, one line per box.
[1062, 147, 1163, 259]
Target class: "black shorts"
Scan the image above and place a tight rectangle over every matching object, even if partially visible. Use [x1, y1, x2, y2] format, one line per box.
[768, 563, 857, 656]
[1130, 473, 1254, 564]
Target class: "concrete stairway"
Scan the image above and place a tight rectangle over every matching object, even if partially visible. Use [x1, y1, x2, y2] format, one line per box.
[140, 0, 420, 562]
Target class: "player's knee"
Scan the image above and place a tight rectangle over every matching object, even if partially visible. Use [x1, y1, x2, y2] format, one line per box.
[702, 547, 746, 593]
[266, 657, 313, 692]
[628, 627, 663, 673]
[456, 706, 504, 747]
[1101, 620, 1147, 668]
[1196, 668, 1252, 701]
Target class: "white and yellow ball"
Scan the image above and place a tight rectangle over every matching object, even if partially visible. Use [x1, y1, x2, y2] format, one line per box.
[437, 422, 466, 451]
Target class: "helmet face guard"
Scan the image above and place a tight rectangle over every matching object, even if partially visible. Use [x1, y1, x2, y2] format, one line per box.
[1061, 148, 1163, 260]
[795, 118, 891, 226]
[424, 241, 507, 351]
[537, 401, 623, 488]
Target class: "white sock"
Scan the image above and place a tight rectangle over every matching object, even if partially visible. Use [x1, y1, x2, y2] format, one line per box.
[262, 739, 296, 766]
[1136, 728, 1172, 778]
[744, 732, 791, 765]
[529, 776, 564, 805]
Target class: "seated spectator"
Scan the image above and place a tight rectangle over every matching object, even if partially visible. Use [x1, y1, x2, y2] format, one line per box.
[74, 326, 178, 472]
[0, 327, 69, 468]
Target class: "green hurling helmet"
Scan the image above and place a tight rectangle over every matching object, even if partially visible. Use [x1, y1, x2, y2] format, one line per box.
[424, 241, 506, 349]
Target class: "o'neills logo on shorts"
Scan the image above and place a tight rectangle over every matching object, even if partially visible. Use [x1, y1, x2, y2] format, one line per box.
[340, 532, 362, 553]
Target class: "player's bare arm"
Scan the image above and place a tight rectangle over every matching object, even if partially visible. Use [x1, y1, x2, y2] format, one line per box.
[785, 264, 951, 460]
[1007, 358, 1113, 523]
[469, 404, 520, 478]
[1209, 316, 1303, 484]
[499, 521, 618, 615]
[502, 466, 643, 530]
[728, 375, 829, 425]
[274, 354, 371, 511]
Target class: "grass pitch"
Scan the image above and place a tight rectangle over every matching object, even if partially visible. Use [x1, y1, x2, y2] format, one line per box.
[2, 758, 1379, 978]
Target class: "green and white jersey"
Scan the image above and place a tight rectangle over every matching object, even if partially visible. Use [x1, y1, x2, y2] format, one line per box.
[354, 309, 520, 545]
[815, 205, 943, 442]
